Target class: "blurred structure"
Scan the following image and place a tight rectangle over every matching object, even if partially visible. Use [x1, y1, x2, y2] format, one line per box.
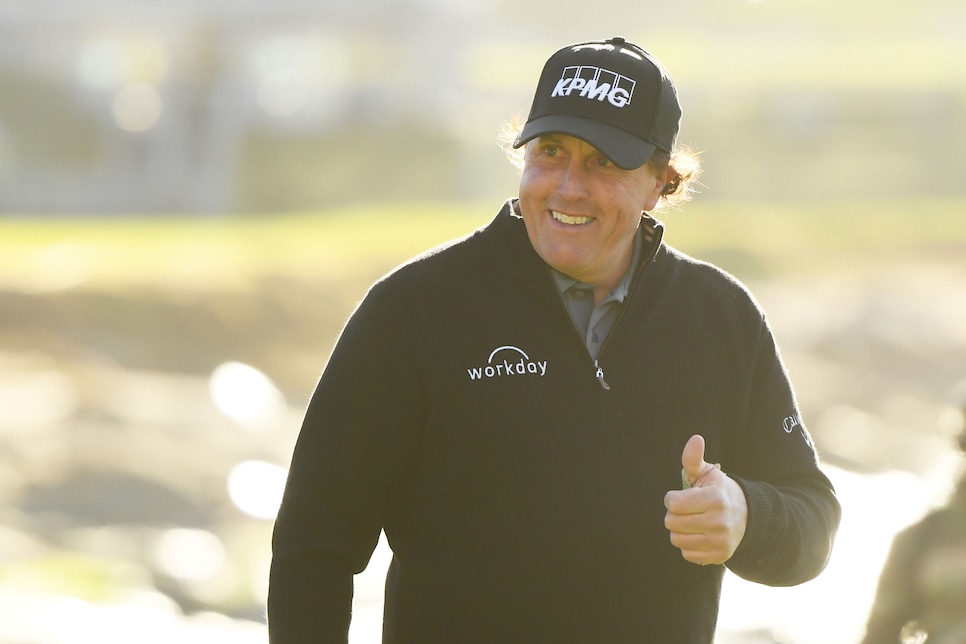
[1, 0, 965, 214]
[0, 0, 530, 213]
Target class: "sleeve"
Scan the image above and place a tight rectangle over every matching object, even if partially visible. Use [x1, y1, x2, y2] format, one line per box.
[723, 318, 842, 586]
[267, 287, 423, 643]
[860, 522, 925, 643]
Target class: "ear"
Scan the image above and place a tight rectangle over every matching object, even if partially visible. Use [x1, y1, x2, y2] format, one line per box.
[642, 167, 670, 212]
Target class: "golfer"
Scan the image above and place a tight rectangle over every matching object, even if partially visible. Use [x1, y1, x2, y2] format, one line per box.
[268, 37, 841, 643]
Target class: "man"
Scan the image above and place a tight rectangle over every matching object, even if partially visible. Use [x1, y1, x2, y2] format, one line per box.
[269, 37, 841, 643]
[862, 384, 966, 643]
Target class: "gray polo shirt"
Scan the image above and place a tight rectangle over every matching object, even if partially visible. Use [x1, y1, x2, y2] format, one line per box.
[550, 226, 644, 360]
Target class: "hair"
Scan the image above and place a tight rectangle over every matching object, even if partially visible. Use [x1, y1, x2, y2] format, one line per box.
[498, 115, 703, 210]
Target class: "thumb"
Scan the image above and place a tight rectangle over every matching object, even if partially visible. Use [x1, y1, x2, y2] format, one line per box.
[681, 434, 716, 488]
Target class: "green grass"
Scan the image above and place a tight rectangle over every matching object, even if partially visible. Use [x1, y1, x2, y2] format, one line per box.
[0, 203, 494, 293]
[0, 552, 146, 603]
[663, 199, 966, 282]
[1, 197, 964, 293]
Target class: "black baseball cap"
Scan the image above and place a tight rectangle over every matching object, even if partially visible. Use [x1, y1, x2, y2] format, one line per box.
[513, 37, 682, 170]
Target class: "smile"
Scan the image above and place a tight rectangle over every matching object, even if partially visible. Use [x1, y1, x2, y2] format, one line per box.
[551, 210, 593, 226]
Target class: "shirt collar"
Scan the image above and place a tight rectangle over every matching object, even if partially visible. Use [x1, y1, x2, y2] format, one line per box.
[549, 225, 645, 303]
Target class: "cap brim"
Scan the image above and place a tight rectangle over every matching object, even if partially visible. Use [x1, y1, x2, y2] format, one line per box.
[513, 115, 657, 170]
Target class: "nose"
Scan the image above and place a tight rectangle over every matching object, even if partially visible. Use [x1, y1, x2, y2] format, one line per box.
[557, 157, 590, 200]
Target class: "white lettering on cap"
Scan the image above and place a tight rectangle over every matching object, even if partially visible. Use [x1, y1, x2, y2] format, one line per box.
[551, 65, 636, 108]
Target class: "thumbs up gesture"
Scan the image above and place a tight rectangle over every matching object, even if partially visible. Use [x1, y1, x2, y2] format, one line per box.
[664, 435, 748, 566]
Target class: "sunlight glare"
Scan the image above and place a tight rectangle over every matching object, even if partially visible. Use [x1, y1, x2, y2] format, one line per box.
[227, 460, 287, 520]
[717, 465, 933, 643]
[209, 361, 285, 428]
[151, 528, 226, 582]
[113, 83, 163, 132]
[258, 68, 308, 117]
[78, 41, 126, 90]
[0, 368, 77, 430]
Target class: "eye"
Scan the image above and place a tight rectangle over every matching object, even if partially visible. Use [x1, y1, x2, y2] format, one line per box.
[595, 154, 614, 167]
[542, 144, 560, 157]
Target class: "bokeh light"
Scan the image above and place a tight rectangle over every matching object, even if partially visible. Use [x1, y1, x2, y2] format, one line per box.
[113, 82, 163, 132]
[257, 68, 308, 118]
[0, 368, 77, 429]
[77, 41, 127, 91]
[77, 37, 169, 90]
[227, 460, 287, 520]
[209, 361, 285, 428]
[151, 528, 226, 582]
[250, 34, 349, 120]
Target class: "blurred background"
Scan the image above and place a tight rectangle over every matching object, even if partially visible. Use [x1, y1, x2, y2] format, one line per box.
[1, 0, 965, 642]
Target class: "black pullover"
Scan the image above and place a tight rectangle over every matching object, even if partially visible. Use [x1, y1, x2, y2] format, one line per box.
[269, 200, 841, 643]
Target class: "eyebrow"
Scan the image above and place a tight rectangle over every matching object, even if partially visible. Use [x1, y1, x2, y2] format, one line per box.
[533, 134, 564, 145]
[536, 134, 610, 159]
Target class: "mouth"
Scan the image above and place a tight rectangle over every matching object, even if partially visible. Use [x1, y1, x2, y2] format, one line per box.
[551, 210, 594, 226]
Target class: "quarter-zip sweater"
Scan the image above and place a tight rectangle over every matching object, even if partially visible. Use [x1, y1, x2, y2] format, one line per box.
[269, 200, 841, 643]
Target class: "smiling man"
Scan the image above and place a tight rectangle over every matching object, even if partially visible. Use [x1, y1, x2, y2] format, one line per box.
[268, 38, 841, 643]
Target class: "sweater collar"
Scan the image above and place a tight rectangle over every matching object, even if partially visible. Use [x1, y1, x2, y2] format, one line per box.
[502, 198, 665, 287]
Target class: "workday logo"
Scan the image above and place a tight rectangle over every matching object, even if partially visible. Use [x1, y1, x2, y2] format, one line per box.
[467, 345, 548, 381]
[551, 65, 636, 108]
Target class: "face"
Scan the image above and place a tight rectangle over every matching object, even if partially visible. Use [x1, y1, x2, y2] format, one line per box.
[518, 134, 667, 295]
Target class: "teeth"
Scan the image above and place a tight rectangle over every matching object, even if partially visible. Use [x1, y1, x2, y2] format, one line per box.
[552, 211, 592, 225]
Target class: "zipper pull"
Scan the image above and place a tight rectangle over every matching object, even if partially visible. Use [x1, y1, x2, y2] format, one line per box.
[594, 360, 611, 391]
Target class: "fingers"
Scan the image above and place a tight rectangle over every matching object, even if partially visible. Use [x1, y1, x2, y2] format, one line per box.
[664, 490, 730, 538]
[664, 481, 749, 566]
[680, 434, 720, 489]
[665, 509, 733, 566]
[672, 545, 730, 566]
[666, 435, 748, 566]
[681, 434, 705, 475]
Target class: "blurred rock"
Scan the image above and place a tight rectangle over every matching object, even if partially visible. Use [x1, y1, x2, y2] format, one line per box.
[19, 470, 213, 528]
